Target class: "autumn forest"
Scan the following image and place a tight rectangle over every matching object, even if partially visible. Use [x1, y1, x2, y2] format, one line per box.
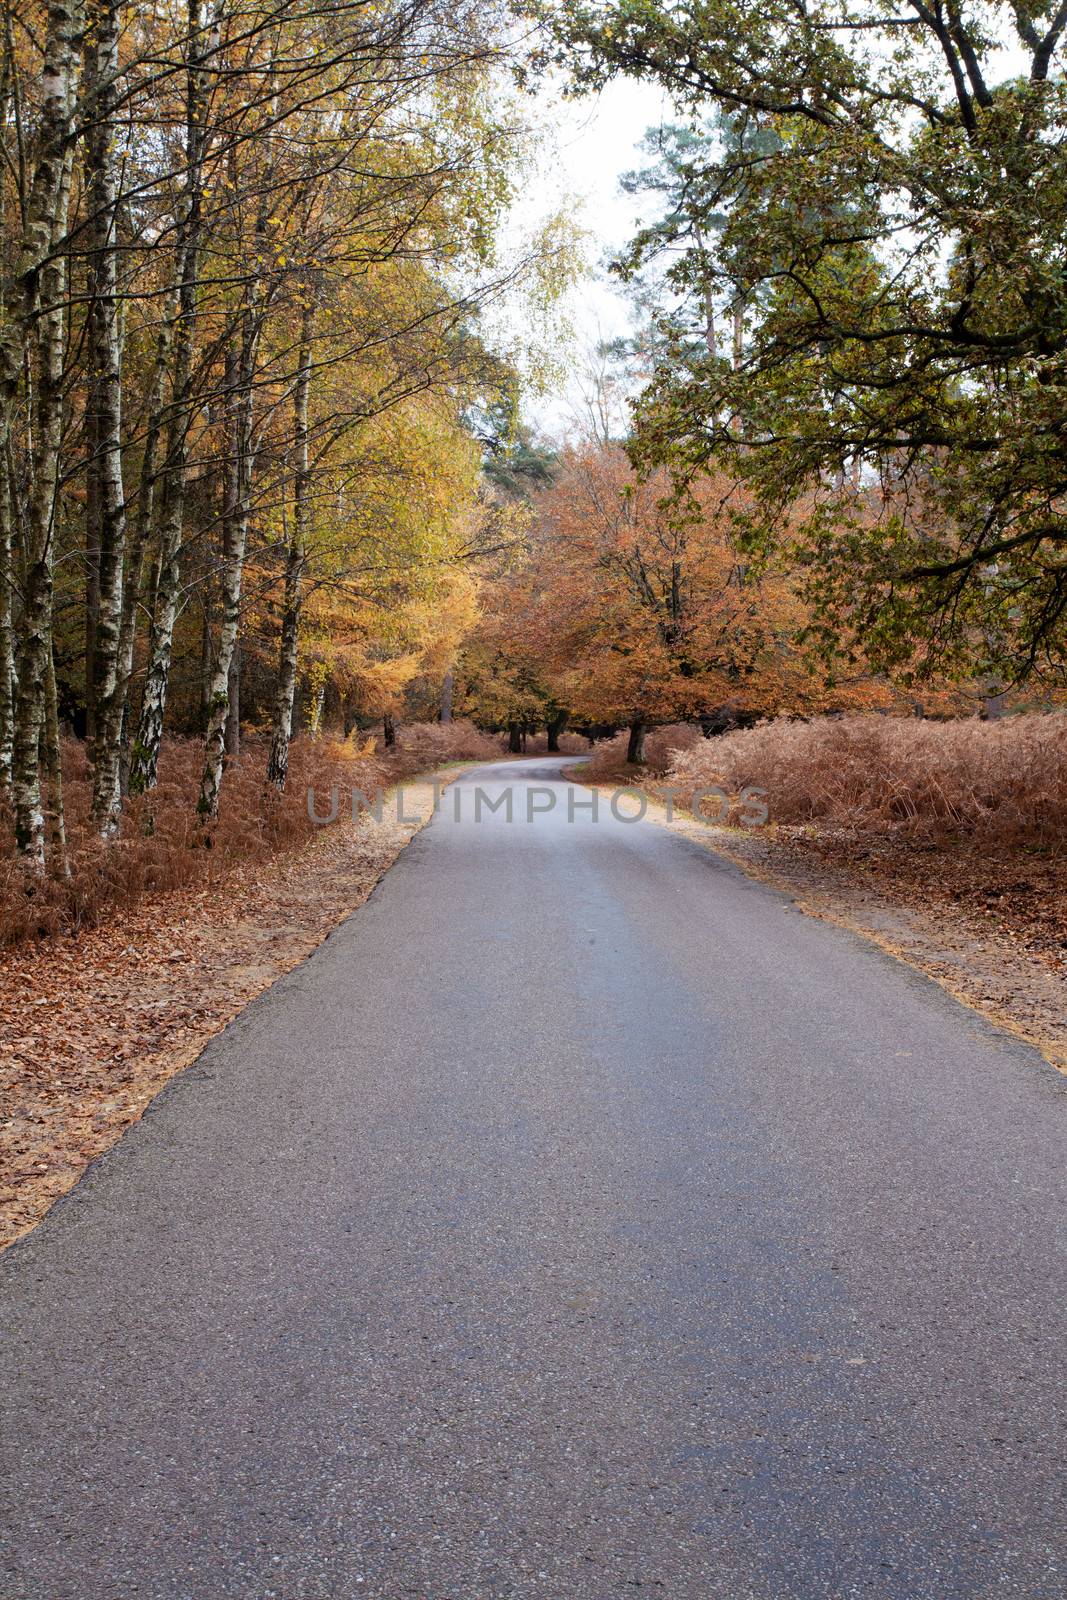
[1, 0, 1065, 915]
[3, 2, 1067, 1582]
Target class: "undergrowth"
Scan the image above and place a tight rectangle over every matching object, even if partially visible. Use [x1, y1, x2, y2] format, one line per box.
[668, 714, 1067, 845]
[0, 720, 499, 945]
[577, 715, 1067, 846]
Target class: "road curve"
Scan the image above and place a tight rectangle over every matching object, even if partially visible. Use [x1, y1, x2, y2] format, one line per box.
[2, 756, 1065, 1599]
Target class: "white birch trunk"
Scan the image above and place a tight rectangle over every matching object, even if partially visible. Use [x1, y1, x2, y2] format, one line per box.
[113, 320, 171, 799]
[9, 0, 83, 866]
[198, 93, 276, 818]
[128, 0, 212, 798]
[85, 0, 130, 833]
[0, 449, 14, 792]
[44, 645, 69, 878]
[267, 306, 312, 791]
[198, 334, 256, 819]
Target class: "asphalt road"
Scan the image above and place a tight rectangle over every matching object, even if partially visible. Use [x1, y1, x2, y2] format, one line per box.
[2, 756, 1065, 1600]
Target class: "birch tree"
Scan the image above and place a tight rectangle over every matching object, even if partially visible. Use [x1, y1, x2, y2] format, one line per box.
[0, 0, 570, 876]
[4, 0, 85, 865]
[83, 0, 129, 831]
[127, 0, 216, 797]
[266, 302, 312, 790]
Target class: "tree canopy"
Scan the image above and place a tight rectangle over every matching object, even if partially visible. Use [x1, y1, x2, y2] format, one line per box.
[546, 0, 1067, 684]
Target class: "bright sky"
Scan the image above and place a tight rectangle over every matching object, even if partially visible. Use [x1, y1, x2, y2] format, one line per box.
[516, 75, 673, 440]
[509, 36, 1035, 444]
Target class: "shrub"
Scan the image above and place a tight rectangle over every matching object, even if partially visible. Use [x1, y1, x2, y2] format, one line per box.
[580, 723, 704, 781]
[645, 723, 704, 774]
[667, 713, 1067, 845]
[390, 718, 501, 766]
[0, 721, 500, 947]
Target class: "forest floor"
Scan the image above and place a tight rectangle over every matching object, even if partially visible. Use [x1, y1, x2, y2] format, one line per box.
[565, 768, 1067, 1078]
[0, 773, 462, 1252]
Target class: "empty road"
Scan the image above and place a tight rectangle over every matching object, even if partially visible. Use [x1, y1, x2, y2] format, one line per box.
[2, 756, 1065, 1599]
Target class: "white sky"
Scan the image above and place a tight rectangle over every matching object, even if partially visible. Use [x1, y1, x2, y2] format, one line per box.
[514, 76, 672, 440]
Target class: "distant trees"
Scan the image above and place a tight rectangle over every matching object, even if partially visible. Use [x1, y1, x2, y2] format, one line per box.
[461, 442, 904, 758]
[552, 0, 1067, 685]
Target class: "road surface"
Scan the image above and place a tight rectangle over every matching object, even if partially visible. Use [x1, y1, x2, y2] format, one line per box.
[2, 757, 1065, 1599]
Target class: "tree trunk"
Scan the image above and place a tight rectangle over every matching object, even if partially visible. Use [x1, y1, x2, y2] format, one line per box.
[508, 722, 521, 753]
[200, 592, 213, 730]
[0, 44, 12, 794]
[267, 305, 312, 791]
[114, 320, 171, 803]
[693, 222, 716, 359]
[4, 0, 84, 866]
[626, 718, 647, 765]
[85, 0, 130, 834]
[198, 330, 256, 820]
[128, 0, 211, 798]
[83, 397, 101, 744]
[383, 712, 396, 747]
[546, 711, 566, 753]
[440, 668, 453, 723]
[12, 155, 78, 866]
[43, 645, 69, 879]
[197, 110, 274, 820]
[224, 640, 240, 758]
[307, 681, 325, 737]
[0, 446, 14, 792]
[128, 448, 185, 797]
[10, 592, 48, 866]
